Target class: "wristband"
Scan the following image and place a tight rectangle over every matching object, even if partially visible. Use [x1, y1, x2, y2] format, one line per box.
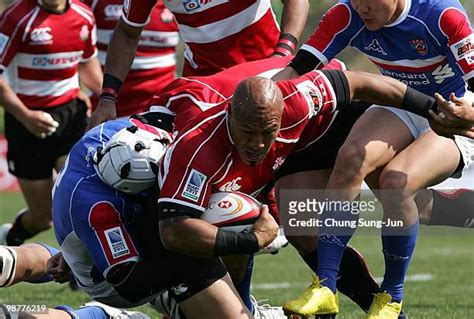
[274, 33, 298, 57]
[103, 73, 123, 92]
[401, 86, 438, 118]
[99, 87, 118, 103]
[214, 229, 259, 256]
[289, 49, 323, 76]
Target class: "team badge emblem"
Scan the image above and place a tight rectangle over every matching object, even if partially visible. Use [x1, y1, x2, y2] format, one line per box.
[410, 39, 428, 56]
[161, 8, 174, 23]
[80, 25, 89, 41]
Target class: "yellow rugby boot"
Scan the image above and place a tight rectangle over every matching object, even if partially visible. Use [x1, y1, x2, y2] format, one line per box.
[365, 292, 402, 319]
[283, 275, 339, 319]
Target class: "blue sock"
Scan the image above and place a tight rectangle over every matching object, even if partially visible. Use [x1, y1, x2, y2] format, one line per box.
[380, 220, 419, 303]
[33, 244, 60, 283]
[55, 305, 109, 319]
[317, 203, 359, 293]
[236, 255, 254, 314]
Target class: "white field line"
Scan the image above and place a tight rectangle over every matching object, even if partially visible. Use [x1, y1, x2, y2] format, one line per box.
[251, 273, 433, 290]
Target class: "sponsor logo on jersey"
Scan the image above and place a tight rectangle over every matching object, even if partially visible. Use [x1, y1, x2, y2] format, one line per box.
[219, 177, 242, 192]
[272, 157, 285, 171]
[432, 64, 455, 84]
[182, 168, 207, 201]
[32, 55, 80, 67]
[410, 38, 428, 56]
[104, 4, 122, 19]
[364, 39, 387, 56]
[104, 227, 130, 259]
[0, 33, 10, 56]
[296, 80, 323, 117]
[30, 27, 53, 45]
[80, 25, 89, 41]
[183, 0, 211, 12]
[452, 35, 474, 61]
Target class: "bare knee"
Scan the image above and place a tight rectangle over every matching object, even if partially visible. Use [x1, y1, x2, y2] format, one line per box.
[332, 142, 372, 186]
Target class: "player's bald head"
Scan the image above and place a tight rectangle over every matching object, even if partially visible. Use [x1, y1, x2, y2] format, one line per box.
[229, 77, 284, 165]
[231, 77, 284, 123]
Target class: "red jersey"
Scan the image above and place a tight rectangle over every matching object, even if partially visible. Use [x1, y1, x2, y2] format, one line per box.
[150, 55, 293, 131]
[84, 0, 179, 116]
[121, 0, 280, 76]
[0, 0, 97, 108]
[157, 69, 338, 214]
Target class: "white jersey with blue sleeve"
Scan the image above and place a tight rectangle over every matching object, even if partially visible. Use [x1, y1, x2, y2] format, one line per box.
[300, 0, 474, 98]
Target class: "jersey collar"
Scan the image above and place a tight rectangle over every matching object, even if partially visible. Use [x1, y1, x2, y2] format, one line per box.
[385, 0, 411, 27]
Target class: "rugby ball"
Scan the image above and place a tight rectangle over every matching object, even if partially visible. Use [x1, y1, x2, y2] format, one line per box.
[201, 192, 261, 233]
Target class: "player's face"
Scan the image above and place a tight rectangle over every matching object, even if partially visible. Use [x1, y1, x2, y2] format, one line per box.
[41, 0, 68, 12]
[350, 0, 403, 31]
[229, 111, 281, 166]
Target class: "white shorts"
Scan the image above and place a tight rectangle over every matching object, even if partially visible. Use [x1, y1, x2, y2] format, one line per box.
[370, 91, 474, 180]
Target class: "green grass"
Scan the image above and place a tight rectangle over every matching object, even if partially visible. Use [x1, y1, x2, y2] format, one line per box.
[1, 192, 473, 318]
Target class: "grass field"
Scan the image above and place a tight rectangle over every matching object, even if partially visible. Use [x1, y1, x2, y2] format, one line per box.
[1, 192, 473, 318]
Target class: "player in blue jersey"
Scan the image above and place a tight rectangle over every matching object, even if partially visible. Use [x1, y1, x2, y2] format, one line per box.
[50, 111, 284, 319]
[274, 0, 474, 318]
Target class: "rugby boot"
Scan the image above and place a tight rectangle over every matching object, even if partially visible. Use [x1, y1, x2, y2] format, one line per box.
[365, 292, 402, 319]
[283, 275, 339, 318]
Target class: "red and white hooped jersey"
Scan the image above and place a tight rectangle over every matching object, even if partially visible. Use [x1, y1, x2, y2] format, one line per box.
[121, 0, 280, 76]
[157, 67, 338, 214]
[0, 0, 97, 108]
[84, 0, 179, 116]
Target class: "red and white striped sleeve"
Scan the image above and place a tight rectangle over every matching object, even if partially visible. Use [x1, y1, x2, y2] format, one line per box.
[0, 2, 33, 71]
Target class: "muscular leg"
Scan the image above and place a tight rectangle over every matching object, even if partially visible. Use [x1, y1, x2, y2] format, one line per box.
[317, 108, 414, 293]
[277, 169, 379, 311]
[9, 178, 54, 241]
[377, 131, 460, 302]
[5, 155, 67, 246]
[179, 274, 253, 319]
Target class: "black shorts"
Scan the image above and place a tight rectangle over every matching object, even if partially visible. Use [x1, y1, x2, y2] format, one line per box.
[123, 193, 227, 303]
[275, 101, 371, 180]
[4, 98, 88, 180]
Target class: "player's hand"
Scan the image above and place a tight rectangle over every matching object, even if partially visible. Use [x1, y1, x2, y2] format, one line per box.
[47, 252, 71, 283]
[77, 90, 92, 116]
[429, 117, 474, 139]
[430, 93, 474, 128]
[252, 205, 279, 249]
[87, 99, 117, 130]
[21, 110, 59, 139]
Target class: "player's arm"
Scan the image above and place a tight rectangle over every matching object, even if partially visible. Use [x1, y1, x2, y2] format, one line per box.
[272, 0, 309, 57]
[321, 69, 439, 119]
[78, 57, 102, 96]
[273, 3, 356, 80]
[158, 204, 278, 257]
[88, 20, 144, 128]
[0, 77, 58, 138]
